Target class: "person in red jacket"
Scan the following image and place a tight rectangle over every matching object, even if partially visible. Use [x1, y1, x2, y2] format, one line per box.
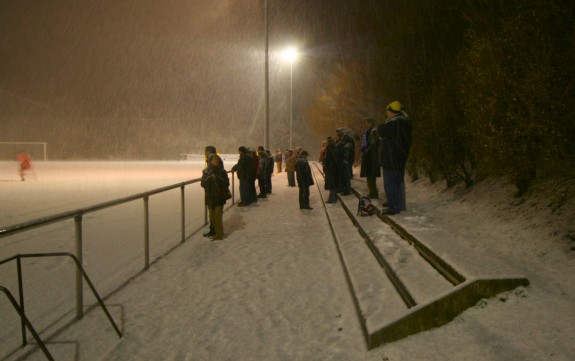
[16, 152, 31, 181]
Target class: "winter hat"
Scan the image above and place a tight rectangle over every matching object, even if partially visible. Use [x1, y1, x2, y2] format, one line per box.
[387, 101, 402, 113]
[238, 146, 247, 153]
[207, 153, 220, 164]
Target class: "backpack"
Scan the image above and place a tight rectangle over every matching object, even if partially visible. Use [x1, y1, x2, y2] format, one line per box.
[357, 196, 376, 216]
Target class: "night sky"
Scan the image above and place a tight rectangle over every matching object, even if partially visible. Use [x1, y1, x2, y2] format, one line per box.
[1, 0, 378, 159]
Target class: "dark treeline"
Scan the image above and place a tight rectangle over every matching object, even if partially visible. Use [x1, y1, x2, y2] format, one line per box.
[308, 0, 575, 196]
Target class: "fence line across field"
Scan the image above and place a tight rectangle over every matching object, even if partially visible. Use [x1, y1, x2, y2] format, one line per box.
[0, 170, 236, 321]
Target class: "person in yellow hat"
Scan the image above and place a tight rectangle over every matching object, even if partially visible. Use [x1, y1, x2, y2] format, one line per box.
[377, 101, 412, 215]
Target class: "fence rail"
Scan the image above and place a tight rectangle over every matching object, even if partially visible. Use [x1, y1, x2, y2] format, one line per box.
[0, 171, 235, 321]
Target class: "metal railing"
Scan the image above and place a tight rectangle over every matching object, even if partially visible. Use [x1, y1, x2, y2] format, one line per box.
[0, 171, 235, 321]
[1, 252, 125, 361]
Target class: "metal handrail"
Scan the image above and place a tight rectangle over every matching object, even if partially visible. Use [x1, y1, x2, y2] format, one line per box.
[0, 170, 235, 320]
[1, 252, 123, 360]
[0, 285, 54, 361]
[0, 179, 199, 238]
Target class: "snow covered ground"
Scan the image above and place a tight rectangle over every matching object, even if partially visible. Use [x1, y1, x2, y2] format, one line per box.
[1, 160, 574, 360]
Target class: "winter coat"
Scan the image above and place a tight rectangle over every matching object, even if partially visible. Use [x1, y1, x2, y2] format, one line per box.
[232, 152, 254, 181]
[201, 165, 230, 207]
[267, 154, 274, 175]
[360, 126, 381, 178]
[337, 134, 355, 165]
[377, 111, 412, 170]
[295, 158, 315, 188]
[323, 142, 340, 191]
[285, 154, 297, 173]
[257, 153, 268, 179]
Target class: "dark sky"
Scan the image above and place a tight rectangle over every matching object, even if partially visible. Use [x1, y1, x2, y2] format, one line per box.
[0, 0, 377, 159]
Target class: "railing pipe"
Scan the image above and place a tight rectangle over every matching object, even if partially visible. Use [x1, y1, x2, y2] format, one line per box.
[143, 196, 150, 270]
[17, 257, 26, 346]
[74, 214, 84, 319]
[180, 185, 185, 243]
[0, 286, 55, 361]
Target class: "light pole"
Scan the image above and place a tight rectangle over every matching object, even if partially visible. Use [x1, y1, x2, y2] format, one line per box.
[282, 47, 298, 149]
[264, 0, 270, 150]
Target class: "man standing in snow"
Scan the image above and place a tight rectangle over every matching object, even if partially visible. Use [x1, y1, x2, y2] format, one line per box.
[231, 146, 254, 206]
[377, 101, 412, 215]
[295, 150, 314, 210]
[360, 117, 381, 199]
[203, 145, 223, 237]
[274, 149, 283, 173]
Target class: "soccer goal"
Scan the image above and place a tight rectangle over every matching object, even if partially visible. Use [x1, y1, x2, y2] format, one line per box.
[0, 142, 48, 161]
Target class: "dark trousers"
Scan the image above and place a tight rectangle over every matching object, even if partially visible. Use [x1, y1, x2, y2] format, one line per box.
[383, 168, 406, 212]
[298, 186, 310, 208]
[266, 175, 272, 193]
[258, 176, 267, 195]
[366, 177, 379, 198]
[239, 179, 252, 204]
[287, 171, 296, 187]
[341, 163, 352, 194]
[327, 189, 337, 203]
[250, 179, 258, 203]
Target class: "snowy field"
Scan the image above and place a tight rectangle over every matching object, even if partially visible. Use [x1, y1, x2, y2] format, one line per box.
[1, 160, 574, 361]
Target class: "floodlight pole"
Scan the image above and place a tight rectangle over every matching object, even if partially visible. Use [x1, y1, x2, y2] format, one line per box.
[289, 61, 293, 149]
[264, 0, 270, 150]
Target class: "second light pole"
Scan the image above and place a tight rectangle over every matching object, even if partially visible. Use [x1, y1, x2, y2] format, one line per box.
[282, 47, 299, 149]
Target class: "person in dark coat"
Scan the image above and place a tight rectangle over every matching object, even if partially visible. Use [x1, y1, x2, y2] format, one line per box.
[322, 137, 340, 203]
[295, 150, 314, 210]
[203, 145, 224, 237]
[266, 149, 274, 194]
[231, 146, 254, 206]
[257, 150, 268, 198]
[360, 117, 381, 199]
[377, 101, 412, 215]
[201, 154, 230, 240]
[285, 149, 297, 187]
[335, 129, 353, 195]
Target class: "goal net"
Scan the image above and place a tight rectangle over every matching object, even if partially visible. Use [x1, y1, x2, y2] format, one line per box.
[0, 142, 47, 161]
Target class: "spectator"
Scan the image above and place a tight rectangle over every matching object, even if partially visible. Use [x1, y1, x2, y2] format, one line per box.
[201, 153, 230, 241]
[295, 150, 314, 210]
[322, 137, 340, 203]
[360, 117, 381, 199]
[257, 150, 268, 198]
[266, 149, 274, 194]
[274, 149, 283, 173]
[335, 128, 353, 195]
[318, 140, 328, 165]
[248, 148, 259, 203]
[285, 149, 297, 187]
[203, 145, 224, 237]
[231, 146, 255, 206]
[377, 101, 412, 215]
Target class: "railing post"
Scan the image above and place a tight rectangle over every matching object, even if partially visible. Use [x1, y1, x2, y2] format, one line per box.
[17, 256, 26, 346]
[180, 185, 185, 243]
[74, 214, 84, 319]
[232, 171, 235, 205]
[143, 196, 150, 270]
